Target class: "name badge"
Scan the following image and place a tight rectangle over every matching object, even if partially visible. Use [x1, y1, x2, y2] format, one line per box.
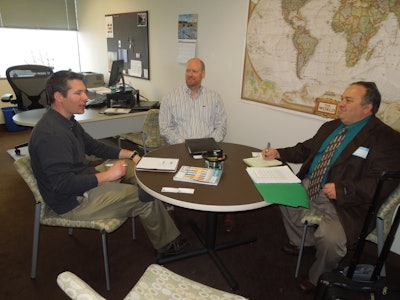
[353, 146, 369, 159]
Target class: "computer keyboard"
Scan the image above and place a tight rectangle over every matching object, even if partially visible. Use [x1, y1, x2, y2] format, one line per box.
[86, 95, 107, 107]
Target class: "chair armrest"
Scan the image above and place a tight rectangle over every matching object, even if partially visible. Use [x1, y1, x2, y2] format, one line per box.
[57, 271, 106, 300]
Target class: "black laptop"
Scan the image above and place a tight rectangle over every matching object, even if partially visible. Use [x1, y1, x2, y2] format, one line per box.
[185, 138, 222, 155]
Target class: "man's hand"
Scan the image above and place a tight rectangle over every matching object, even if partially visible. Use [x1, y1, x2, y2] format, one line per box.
[96, 160, 127, 184]
[261, 147, 280, 160]
[322, 183, 336, 200]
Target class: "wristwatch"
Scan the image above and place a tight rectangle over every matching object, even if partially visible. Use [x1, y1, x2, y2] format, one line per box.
[130, 150, 139, 160]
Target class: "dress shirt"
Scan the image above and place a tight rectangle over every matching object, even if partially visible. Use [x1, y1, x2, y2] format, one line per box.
[159, 85, 227, 145]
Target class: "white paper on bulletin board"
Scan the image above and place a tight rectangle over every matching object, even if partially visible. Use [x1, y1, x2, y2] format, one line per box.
[129, 60, 142, 77]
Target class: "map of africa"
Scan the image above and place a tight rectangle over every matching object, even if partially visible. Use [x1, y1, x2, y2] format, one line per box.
[242, 0, 400, 130]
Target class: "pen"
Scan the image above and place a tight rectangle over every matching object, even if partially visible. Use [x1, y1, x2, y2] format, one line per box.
[105, 163, 128, 167]
[266, 142, 271, 153]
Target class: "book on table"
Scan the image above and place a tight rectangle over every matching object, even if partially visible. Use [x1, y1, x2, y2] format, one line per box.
[136, 157, 179, 172]
[246, 165, 309, 208]
[173, 166, 223, 186]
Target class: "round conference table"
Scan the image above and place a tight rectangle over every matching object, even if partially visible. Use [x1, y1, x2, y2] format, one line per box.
[135, 142, 270, 290]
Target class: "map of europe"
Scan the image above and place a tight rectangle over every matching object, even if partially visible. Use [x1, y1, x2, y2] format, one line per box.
[242, 0, 400, 130]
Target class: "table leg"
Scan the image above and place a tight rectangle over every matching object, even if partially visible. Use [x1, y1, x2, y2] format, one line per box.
[157, 211, 257, 291]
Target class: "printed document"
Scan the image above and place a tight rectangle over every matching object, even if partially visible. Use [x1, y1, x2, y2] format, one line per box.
[246, 165, 301, 183]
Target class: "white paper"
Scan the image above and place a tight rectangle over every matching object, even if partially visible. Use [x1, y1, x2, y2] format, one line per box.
[129, 60, 142, 77]
[176, 41, 196, 63]
[246, 165, 301, 183]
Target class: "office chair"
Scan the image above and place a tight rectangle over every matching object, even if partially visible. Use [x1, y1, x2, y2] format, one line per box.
[295, 174, 400, 279]
[118, 109, 167, 154]
[14, 156, 136, 291]
[57, 264, 248, 300]
[4, 64, 53, 155]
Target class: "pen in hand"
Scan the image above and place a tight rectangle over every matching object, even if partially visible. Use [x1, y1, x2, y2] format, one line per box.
[266, 142, 271, 153]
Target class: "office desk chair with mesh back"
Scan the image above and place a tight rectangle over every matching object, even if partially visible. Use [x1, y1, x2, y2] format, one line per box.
[5, 65, 53, 155]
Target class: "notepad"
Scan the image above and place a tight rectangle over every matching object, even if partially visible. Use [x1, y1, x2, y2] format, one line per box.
[136, 157, 179, 172]
[243, 157, 283, 167]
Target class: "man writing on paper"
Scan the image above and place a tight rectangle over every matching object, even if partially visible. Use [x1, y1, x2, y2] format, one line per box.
[29, 71, 187, 257]
[262, 81, 400, 293]
[159, 58, 234, 231]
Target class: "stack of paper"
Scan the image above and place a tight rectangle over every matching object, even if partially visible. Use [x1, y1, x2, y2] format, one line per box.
[246, 165, 309, 208]
[173, 166, 222, 186]
[246, 165, 301, 183]
[136, 157, 179, 172]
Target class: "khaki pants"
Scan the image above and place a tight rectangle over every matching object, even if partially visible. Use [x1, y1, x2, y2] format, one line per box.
[61, 159, 180, 250]
[279, 178, 347, 285]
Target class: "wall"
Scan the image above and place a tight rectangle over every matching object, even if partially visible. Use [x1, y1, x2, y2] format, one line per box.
[76, 0, 328, 154]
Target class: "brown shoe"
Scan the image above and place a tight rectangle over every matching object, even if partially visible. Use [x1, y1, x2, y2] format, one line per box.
[282, 243, 315, 256]
[298, 277, 316, 293]
[156, 236, 188, 257]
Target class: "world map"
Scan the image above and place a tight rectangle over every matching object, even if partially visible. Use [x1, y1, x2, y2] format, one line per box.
[242, 0, 400, 130]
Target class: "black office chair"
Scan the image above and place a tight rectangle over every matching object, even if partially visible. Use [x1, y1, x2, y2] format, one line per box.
[1, 65, 53, 155]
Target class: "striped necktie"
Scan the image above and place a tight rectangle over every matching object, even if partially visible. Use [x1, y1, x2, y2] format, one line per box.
[308, 126, 347, 201]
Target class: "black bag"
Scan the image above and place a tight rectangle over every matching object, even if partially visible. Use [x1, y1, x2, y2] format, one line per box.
[314, 171, 400, 300]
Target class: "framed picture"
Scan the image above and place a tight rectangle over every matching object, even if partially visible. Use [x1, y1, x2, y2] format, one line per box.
[313, 98, 339, 118]
[137, 12, 147, 27]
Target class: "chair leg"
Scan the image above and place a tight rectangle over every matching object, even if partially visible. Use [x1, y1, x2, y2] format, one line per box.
[295, 221, 309, 278]
[31, 203, 41, 279]
[376, 217, 386, 276]
[101, 230, 111, 291]
[132, 217, 136, 240]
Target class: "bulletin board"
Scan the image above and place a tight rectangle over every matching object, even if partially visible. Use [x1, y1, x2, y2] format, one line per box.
[105, 11, 150, 80]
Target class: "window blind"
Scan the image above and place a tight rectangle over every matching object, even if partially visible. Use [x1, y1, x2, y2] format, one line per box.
[0, 0, 77, 30]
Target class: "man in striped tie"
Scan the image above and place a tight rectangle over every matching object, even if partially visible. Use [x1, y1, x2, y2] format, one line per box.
[262, 81, 400, 293]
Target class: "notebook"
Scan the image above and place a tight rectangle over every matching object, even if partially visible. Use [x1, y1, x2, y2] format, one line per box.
[185, 138, 222, 155]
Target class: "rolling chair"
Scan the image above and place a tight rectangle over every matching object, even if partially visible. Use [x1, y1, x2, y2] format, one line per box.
[2, 64, 53, 155]
[57, 264, 248, 300]
[14, 156, 136, 291]
[118, 109, 167, 154]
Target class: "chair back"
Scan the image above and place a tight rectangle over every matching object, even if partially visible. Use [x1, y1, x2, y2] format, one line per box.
[6, 65, 53, 111]
[141, 109, 167, 149]
[14, 156, 44, 205]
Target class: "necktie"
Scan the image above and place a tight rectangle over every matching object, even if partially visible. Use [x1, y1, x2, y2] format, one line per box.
[307, 126, 347, 201]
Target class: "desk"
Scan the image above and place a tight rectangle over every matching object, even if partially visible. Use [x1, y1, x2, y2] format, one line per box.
[12, 107, 147, 139]
[136, 142, 269, 290]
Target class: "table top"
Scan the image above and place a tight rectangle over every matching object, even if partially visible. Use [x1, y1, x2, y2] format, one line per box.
[12, 107, 147, 127]
[135, 142, 269, 212]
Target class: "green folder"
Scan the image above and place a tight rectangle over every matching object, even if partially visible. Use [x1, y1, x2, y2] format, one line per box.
[253, 182, 310, 208]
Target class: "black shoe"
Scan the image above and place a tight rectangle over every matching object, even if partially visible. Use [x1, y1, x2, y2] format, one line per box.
[156, 236, 188, 257]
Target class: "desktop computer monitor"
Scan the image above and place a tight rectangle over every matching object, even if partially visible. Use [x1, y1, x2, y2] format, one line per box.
[108, 59, 125, 91]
